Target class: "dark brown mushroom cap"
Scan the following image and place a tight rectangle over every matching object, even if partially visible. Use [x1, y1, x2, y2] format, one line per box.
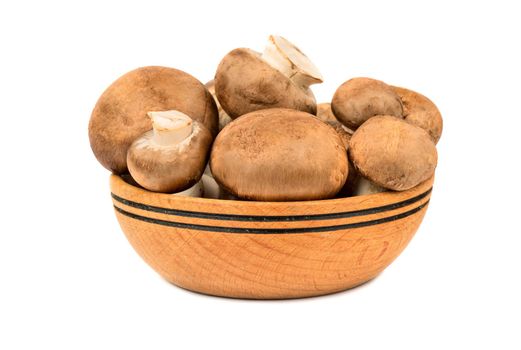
[89, 66, 218, 174]
[331, 77, 403, 130]
[392, 86, 443, 144]
[214, 49, 317, 119]
[349, 115, 437, 191]
[127, 122, 213, 193]
[210, 108, 348, 201]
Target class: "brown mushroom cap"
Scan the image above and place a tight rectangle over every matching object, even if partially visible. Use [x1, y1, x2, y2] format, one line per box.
[331, 77, 403, 130]
[214, 49, 317, 119]
[127, 120, 213, 193]
[392, 86, 443, 144]
[210, 108, 348, 201]
[89, 66, 218, 174]
[316, 103, 354, 149]
[316, 103, 339, 123]
[322, 117, 354, 197]
[349, 115, 437, 191]
[326, 121, 352, 150]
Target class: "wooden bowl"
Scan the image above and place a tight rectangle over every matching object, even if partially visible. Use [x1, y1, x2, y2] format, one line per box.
[110, 175, 434, 299]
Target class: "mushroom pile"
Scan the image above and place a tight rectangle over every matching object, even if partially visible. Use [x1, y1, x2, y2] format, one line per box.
[89, 35, 442, 201]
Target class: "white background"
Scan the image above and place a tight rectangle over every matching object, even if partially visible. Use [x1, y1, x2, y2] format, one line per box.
[1, 0, 520, 349]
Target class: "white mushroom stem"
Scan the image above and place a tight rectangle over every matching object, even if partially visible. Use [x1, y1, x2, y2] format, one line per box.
[148, 110, 193, 147]
[201, 174, 220, 199]
[201, 165, 240, 200]
[260, 35, 323, 90]
[204, 164, 213, 176]
[353, 177, 387, 196]
[174, 180, 204, 197]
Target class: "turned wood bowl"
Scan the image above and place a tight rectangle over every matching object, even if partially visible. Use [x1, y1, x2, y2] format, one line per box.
[110, 175, 434, 299]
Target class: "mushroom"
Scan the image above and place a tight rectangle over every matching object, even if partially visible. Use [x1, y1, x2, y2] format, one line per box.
[349, 115, 437, 191]
[392, 86, 443, 144]
[175, 181, 204, 197]
[210, 108, 348, 201]
[201, 165, 239, 200]
[126, 110, 213, 193]
[214, 35, 323, 119]
[122, 164, 205, 197]
[315, 102, 354, 151]
[329, 128, 360, 198]
[339, 171, 388, 197]
[328, 122, 352, 150]
[205, 80, 233, 131]
[331, 77, 403, 130]
[89, 66, 218, 174]
[325, 121, 353, 150]
[316, 102, 340, 123]
[350, 177, 386, 196]
[201, 171, 221, 199]
[321, 126, 379, 198]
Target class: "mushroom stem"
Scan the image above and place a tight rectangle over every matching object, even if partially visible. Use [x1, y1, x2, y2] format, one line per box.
[148, 110, 193, 147]
[353, 177, 387, 196]
[260, 35, 323, 90]
[174, 180, 204, 197]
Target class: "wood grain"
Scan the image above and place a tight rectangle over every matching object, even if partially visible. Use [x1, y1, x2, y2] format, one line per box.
[110, 175, 434, 299]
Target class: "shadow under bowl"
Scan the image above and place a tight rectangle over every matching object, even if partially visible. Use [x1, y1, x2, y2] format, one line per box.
[110, 175, 434, 299]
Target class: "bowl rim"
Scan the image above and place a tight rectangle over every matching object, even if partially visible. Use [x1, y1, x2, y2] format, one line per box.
[110, 174, 434, 211]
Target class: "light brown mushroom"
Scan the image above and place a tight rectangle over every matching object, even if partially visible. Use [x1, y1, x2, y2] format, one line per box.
[122, 156, 204, 196]
[321, 126, 383, 198]
[89, 66, 218, 174]
[201, 165, 239, 200]
[210, 108, 348, 201]
[214, 35, 323, 119]
[174, 181, 205, 197]
[330, 129, 360, 198]
[340, 173, 388, 197]
[349, 115, 437, 191]
[126, 110, 213, 193]
[316, 102, 339, 123]
[316, 103, 354, 151]
[392, 86, 443, 144]
[201, 172, 221, 199]
[331, 77, 403, 130]
[326, 121, 353, 150]
[205, 80, 233, 131]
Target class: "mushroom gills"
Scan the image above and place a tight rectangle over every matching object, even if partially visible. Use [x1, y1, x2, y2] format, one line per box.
[260, 35, 323, 89]
[148, 110, 193, 146]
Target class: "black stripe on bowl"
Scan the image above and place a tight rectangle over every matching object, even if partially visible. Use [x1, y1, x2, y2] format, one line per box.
[111, 188, 432, 223]
[113, 200, 429, 234]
